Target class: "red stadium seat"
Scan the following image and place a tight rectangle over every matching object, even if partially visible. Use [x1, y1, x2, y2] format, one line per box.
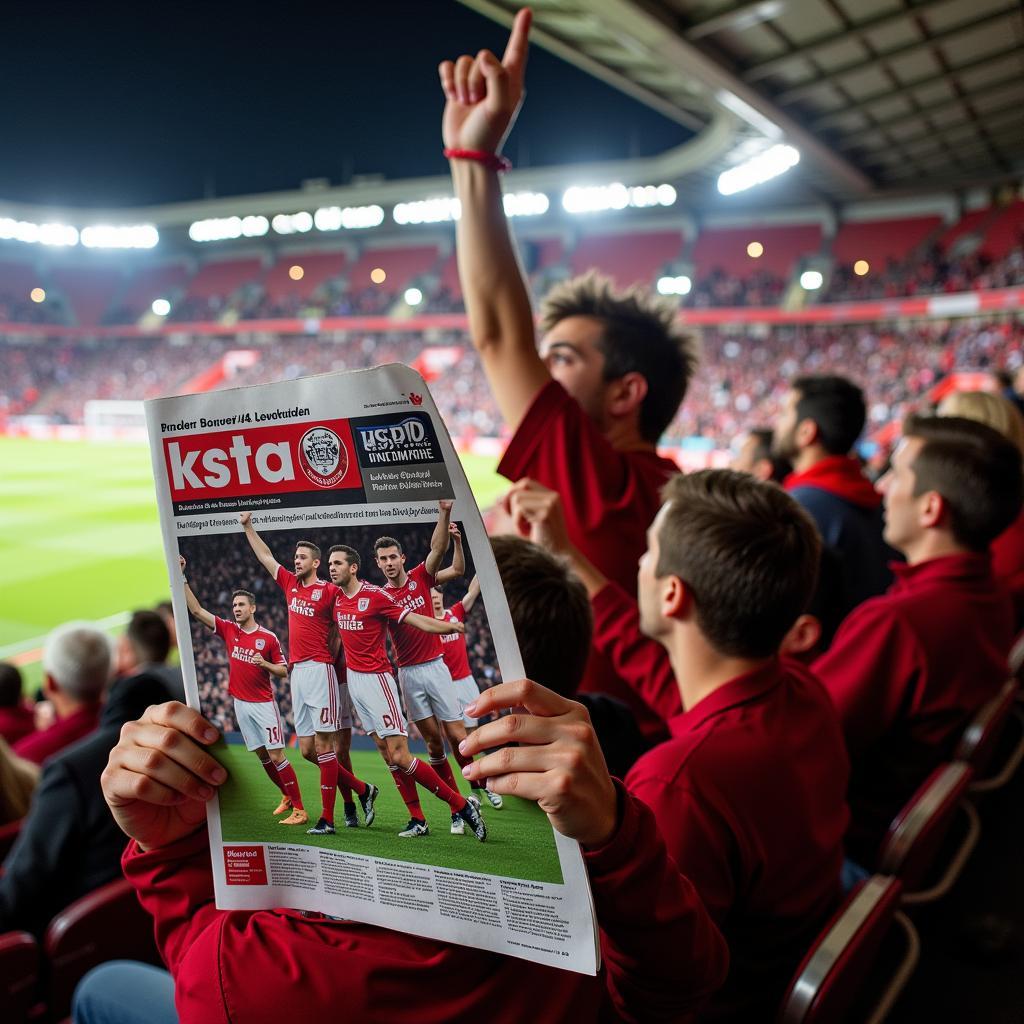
[877, 763, 979, 905]
[777, 876, 918, 1024]
[0, 818, 22, 860]
[955, 680, 1024, 793]
[0, 931, 39, 1024]
[42, 877, 160, 1021]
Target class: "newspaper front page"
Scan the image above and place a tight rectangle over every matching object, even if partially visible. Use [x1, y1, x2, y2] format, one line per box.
[145, 364, 600, 974]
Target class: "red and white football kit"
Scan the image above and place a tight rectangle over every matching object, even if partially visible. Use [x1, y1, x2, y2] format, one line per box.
[386, 564, 461, 724]
[440, 601, 479, 726]
[334, 582, 411, 738]
[212, 617, 286, 751]
[275, 565, 340, 735]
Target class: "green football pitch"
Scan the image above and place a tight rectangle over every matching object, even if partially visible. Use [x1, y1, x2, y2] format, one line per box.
[0, 436, 505, 692]
[216, 743, 563, 885]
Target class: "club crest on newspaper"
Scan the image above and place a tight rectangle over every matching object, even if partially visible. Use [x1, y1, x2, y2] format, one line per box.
[255, 638, 265, 650]
[311, 589, 323, 601]
[358, 597, 370, 612]
[298, 427, 349, 488]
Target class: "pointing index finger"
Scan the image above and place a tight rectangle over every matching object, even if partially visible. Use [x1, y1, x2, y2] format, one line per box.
[501, 7, 532, 76]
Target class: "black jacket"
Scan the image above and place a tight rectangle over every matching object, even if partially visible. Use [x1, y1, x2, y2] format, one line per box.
[0, 672, 169, 937]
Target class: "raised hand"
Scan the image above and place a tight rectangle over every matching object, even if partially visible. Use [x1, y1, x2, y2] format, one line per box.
[438, 7, 531, 153]
[102, 702, 226, 851]
[449, 522, 462, 542]
[178, 555, 187, 574]
[459, 679, 617, 847]
[506, 477, 572, 553]
[439, 499, 455, 513]
[238, 511, 251, 527]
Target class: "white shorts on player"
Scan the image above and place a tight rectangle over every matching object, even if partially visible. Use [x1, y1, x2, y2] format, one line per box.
[399, 656, 462, 724]
[452, 675, 481, 727]
[335, 675, 356, 731]
[290, 660, 339, 736]
[347, 670, 407, 738]
[234, 697, 286, 752]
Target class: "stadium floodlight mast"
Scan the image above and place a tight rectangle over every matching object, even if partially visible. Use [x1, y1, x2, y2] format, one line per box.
[717, 144, 800, 196]
[80, 224, 159, 249]
[0, 217, 78, 246]
[657, 275, 692, 296]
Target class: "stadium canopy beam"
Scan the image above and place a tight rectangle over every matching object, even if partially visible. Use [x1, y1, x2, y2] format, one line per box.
[857, 118, 1024, 167]
[684, 0, 786, 41]
[741, 0, 957, 83]
[809, 46, 1023, 131]
[837, 75, 1023, 148]
[458, 0, 872, 195]
[772, 6, 1021, 107]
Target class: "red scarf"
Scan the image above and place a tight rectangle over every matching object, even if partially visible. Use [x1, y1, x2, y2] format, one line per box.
[784, 455, 881, 509]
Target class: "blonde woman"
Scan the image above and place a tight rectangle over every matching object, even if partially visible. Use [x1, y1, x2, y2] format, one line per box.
[0, 736, 39, 825]
[938, 389, 1024, 617]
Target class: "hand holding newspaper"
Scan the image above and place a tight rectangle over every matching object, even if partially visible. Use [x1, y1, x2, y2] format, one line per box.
[139, 364, 600, 973]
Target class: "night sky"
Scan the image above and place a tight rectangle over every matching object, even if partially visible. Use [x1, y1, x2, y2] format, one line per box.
[0, 1, 691, 208]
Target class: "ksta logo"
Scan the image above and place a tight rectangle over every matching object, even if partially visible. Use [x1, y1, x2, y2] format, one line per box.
[405, 392, 424, 406]
[298, 428, 349, 488]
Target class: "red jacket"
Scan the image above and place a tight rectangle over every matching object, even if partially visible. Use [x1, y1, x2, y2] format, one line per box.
[591, 583, 848, 1020]
[123, 783, 728, 1024]
[498, 380, 678, 741]
[0, 702, 35, 746]
[12, 703, 101, 765]
[813, 552, 1014, 863]
[991, 510, 1024, 621]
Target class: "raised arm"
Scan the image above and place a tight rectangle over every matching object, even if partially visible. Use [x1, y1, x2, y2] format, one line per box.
[440, 8, 550, 429]
[424, 500, 454, 577]
[179, 556, 216, 631]
[238, 511, 280, 579]
[405, 611, 465, 636]
[462, 574, 481, 614]
[435, 521, 466, 585]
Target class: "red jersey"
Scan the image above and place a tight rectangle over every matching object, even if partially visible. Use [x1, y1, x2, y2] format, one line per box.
[334, 582, 410, 674]
[497, 380, 679, 741]
[274, 566, 338, 665]
[385, 563, 441, 667]
[439, 602, 472, 680]
[213, 617, 283, 703]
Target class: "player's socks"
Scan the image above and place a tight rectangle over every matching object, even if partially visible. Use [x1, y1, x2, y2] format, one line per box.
[335, 763, 368, 800]
[429, 755, 461, 796]
[317, 751, 340, 824]
[260, 757, 285, 793]
[391, 763, 425, 820]
[337, 752, 355, 805]
[275, 759, 304, 810]
[450, 748, 481, 789]
[408, 758, 464, 812]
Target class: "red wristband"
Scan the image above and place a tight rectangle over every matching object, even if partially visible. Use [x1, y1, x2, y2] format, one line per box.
[443, 148, 512, 173]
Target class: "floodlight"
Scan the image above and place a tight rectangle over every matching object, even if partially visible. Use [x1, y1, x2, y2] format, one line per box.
[370, 268, 387, 284]
[502, 192, 550, 217]
[289, 265, 304, 281]
[854, 260, 870, 276]
[81, 224, 158, 249]
[30, 287, 46, 303]
[405, 287, 423, 306]
[800, 270, 823, 290]
[393, 197, 460, 225]
[717, 144, 799, 196]
[747, 241, 764, 258]
[152, 298, 171, 316]
[657, 275, 691, 296]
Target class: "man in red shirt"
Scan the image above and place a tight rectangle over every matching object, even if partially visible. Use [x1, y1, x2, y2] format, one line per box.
[439, 11, 696, 741]
[98, 690, 727, 1024]
[375, 502, 490, 835]
[14, 622, 110, 765]
[327, 544, 485, 840]
[239, 512, 376, 837]
[504, 470, 849, 1020]
[813, 415, 1023, 864]
[180, 556, 306, 826]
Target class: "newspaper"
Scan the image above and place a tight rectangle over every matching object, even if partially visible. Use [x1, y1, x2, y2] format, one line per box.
[145, 364, 599, 974]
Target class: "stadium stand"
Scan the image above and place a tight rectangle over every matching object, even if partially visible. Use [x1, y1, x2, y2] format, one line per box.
[103, 262, 191, 324]
[569, 229, 683, 288]
[49, 266, 125, 328]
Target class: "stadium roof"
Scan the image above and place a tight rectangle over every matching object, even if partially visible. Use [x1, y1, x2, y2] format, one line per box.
[458, 0, 1024, 204]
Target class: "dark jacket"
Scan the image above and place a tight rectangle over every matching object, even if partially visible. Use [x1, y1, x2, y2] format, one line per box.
[0, 673, 169, 937]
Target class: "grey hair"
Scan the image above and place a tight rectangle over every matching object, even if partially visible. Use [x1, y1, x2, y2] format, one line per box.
[41, 622, 113, 702]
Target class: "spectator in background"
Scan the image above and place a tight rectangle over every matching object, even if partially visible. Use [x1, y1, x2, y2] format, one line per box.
[937, 390, 1024, 620]
[115, 610, 185, 704]
[0, 736, 38, 825]
[773, 375, 896, 624]
[154, 600, 181, 666]
[14, 622, 110, 765]
[0, 662, 34, 745]
[442, 16, 695, 742]
[0, 664, 171, 937]
[490, 534, 647, 780]
[731, 427, 791, 483]
[814, 415, 1023, 866]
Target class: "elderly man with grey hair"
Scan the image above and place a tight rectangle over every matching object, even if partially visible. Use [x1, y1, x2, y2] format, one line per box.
[0, 621, 169, 937]
[14, 621, 112, 765]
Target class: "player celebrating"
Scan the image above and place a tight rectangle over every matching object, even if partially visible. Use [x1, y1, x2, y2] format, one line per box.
[239, 513, 378, 837]
[179, 557, 307, 825]
[327, 544, 486, 841]
[375, 503, 481, 835]
[432, 577, 502, 811]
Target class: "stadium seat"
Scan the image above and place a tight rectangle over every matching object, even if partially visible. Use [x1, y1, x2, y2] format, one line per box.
[777, 875, 918, 1024]
[0, 930, 39, 1024]
[955, 680, 1024, 793]
[0, 818, 22, 860]
[877, 763, 979, 905]
[42, 877, 161, 1021]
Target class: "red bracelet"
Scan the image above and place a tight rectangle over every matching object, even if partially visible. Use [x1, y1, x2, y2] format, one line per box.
[443, 148, 512, 172]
